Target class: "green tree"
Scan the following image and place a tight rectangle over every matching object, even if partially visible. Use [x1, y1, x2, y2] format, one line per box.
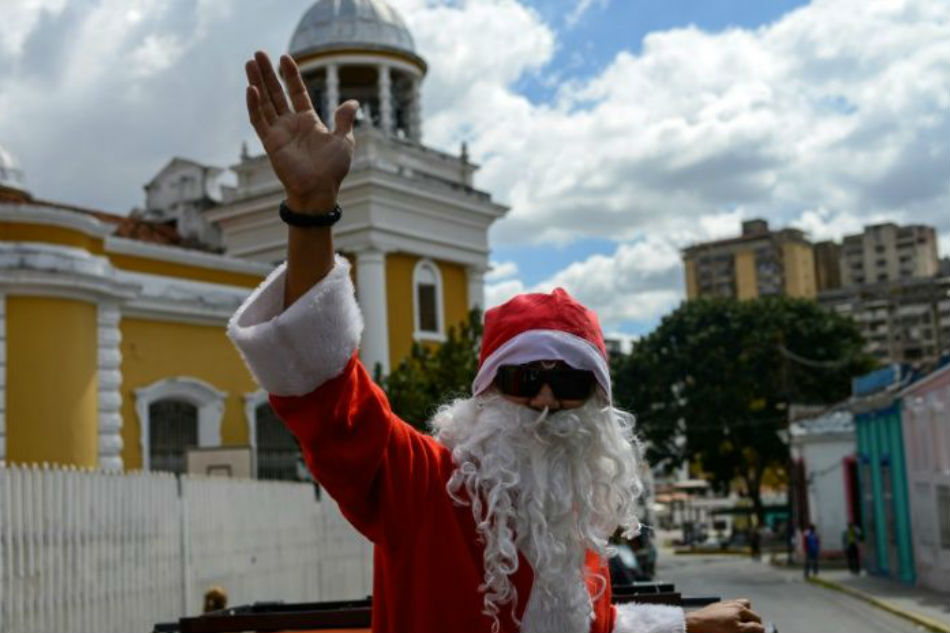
[381, 308, 483, 431]
[612, 296, 874, 525]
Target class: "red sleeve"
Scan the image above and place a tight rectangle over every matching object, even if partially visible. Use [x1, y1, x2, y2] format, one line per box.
[269, 353, 447, 547]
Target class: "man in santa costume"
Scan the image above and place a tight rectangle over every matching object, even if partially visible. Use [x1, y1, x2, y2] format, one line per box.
[228, 50, 765, 633]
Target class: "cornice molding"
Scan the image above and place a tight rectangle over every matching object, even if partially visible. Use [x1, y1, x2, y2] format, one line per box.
[116, 269, 252, 326]
[0, 203, 115, 238]
[0, 241, 140, 302]
[105, 235, 271, 276]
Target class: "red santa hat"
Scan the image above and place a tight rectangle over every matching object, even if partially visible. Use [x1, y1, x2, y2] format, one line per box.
[472, 288, 612, 401]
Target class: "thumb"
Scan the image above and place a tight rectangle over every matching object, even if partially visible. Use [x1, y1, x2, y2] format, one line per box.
[333, 99, 359, 137]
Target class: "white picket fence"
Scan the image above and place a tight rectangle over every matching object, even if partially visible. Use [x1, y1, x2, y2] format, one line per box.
[0, 464, 373, 633]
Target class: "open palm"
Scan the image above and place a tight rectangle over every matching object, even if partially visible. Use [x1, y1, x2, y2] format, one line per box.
[245, 51, 358, 212]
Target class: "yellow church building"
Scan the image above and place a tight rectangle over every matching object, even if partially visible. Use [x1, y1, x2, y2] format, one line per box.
[0, 0, 506, 475]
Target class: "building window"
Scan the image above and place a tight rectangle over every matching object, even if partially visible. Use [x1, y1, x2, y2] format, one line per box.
[413, 259, 445, 340]
[135, 377, 226, 472]
[255, 402, 302, 481]
[148, 400, 198, 474]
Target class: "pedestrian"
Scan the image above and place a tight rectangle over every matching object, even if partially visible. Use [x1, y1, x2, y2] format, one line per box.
[842, 522, 862, 574]
[229, 49, 767, 633]
[803, 524, 820, 578]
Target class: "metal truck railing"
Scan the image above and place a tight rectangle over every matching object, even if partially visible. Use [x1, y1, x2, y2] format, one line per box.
[153, 582, 723, 633]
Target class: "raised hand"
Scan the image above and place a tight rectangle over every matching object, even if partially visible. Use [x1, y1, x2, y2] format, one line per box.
[245, 50, 359, 213]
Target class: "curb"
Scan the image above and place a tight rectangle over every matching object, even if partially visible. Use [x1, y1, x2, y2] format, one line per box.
[806, 576, 950, 633]
[672, 548, 752, 556]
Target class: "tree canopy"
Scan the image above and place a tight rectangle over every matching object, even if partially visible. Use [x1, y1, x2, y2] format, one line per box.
[381, 308, 483, 431]
[612, 295, 874, 523]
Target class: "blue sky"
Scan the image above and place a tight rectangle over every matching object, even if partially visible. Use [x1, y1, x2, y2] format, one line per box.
[517, 0, 811, 104]
[0, 0, 946, 340]
[495, 0, 813, 336]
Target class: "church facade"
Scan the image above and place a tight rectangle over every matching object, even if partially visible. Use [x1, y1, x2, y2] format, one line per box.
[0, 0, 506, 473]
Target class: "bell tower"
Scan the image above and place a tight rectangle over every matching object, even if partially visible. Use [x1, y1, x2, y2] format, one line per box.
[288, 0, 426, 141]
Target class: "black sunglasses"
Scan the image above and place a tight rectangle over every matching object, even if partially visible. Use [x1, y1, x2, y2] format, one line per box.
[494, 363, 596, 401]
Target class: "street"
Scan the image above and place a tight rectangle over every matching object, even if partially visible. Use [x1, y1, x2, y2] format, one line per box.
[654, 553, 923, 633]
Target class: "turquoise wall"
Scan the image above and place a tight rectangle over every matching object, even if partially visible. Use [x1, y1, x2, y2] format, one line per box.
[855, 402, 915, 584]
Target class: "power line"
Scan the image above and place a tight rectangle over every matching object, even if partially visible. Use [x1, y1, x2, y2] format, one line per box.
[776, 343, 856, 369]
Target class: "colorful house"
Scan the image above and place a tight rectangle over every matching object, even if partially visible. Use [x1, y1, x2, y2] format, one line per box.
[790, 407, 860, 557]
[899, 363, 950, 593]
[852, 365, 915, 583]
[0, 168, 268, 472]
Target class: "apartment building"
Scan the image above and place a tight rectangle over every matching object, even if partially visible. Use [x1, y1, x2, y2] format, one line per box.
[682, 219, 817, 300]
[840, 223, 939, 287]
[819, 275, 950, 366]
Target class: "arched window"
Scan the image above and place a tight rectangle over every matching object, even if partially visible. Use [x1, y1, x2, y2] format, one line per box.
[149, 400, 198, 474]
[244, 390, 304, 481]
[255, 402, 302, 481]
[413, 259, 444, 341]
[135, 377, 226, 472]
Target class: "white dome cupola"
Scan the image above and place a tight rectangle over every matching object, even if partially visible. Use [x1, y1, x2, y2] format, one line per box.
[289, 0, 426, 142]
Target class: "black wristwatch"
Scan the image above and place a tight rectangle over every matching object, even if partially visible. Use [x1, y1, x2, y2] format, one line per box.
[279, 200, 343, 227]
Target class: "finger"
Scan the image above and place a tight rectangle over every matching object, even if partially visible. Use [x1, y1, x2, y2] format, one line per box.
[246, 85, 269, 139]
[333, 99, 360, 137]
[279, 55, 318, 118]
[254, 50, 290, 116]
[245, 59, 277, 126]
[738, 621, 765, 633]
[732, 598, 752, 609]
[739, 607, 762, 624]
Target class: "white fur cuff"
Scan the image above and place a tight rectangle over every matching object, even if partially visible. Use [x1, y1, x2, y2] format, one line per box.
[613, 603, 685, 633]
[227, 255, 364, 397]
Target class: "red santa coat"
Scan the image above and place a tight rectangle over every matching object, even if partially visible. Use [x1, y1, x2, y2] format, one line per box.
[228, 256, 685, 633]
[271, 353, 615, 633]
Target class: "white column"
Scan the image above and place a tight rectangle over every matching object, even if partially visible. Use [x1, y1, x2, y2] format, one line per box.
[0, 293, 6, 463]
[467, 265, 487, 312]
[408, 76, 422, 142]
[97, 303, 123, 471]
[378, 64, 393, 135]
[356, 249, 390, 377]
[325, 63, 339, 124]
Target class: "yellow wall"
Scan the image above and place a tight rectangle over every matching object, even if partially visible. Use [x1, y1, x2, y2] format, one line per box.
[440, 261, 470, 338]
[782, 242, 817, 299]
[385, 253, 416, 368]
[119, 318, 259, 469]
[6, 297, 99, 467]
[109, 254, 262, 289]
[684, 259, 698, 300]
[0, 221, 104, 254]
[735, 250, 759, 300]
[385, 254, 472, 369]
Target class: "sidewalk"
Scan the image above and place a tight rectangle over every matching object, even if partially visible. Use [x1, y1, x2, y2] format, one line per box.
[807, 569, 950, 633]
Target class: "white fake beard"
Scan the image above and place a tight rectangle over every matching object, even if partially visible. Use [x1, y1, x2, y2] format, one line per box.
[431, 393, 643, 633]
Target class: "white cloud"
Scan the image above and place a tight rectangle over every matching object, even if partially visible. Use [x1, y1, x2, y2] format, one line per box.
[486, 260, 519, 281]
[485, 278, 526, 308]
[790, 206, 905, 243]
[0, 0, 69, 57]
[130, 34, 185, 78]
[0, 0, 946, 333]
[564, 0, 608, 28]
[409, 0, 947, 253]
